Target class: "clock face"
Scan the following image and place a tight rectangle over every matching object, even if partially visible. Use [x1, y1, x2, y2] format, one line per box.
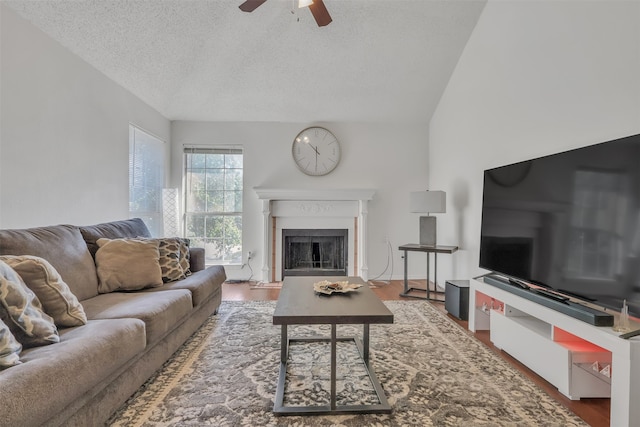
[291, 127, 341, 176]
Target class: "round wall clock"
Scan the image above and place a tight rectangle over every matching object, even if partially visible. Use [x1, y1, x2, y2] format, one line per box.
[291, 127, 341, 176]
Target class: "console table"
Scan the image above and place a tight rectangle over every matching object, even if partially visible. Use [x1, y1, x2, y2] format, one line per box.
[398, 244, 458, 300]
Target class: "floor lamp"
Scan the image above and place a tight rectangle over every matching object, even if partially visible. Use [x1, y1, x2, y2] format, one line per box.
[410, 191, 446, 246]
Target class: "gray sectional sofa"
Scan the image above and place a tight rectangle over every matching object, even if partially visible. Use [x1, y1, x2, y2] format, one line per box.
[0, 218, 226, 427]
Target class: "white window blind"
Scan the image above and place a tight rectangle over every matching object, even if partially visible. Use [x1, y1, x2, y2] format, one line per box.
[183, 146, 243, 265]
[129, 125, 165, 236]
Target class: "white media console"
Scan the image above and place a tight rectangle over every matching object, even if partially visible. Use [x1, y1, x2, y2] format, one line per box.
[469, 277, 640, 427]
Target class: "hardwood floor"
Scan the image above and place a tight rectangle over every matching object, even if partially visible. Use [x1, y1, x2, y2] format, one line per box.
[222, 278, 609, 426]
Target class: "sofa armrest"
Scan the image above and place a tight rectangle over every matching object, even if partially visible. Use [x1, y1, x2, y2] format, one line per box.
[189, 247, 206, 272]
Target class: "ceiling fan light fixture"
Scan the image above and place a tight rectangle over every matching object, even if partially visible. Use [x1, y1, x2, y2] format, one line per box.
[298, 0, 313, 8]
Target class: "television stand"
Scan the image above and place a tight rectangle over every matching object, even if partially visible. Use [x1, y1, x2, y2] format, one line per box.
[469, 277, 640, 427]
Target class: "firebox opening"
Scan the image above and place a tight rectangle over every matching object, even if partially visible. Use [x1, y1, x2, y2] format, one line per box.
[283, 229, 348, 277]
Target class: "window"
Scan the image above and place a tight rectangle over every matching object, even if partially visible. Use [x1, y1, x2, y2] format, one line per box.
[129, 125, 165, 236]
[183, 147, 243, 265]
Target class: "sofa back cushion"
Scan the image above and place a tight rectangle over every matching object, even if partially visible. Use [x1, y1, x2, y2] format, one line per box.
[79, 218, 152, 258]
[0, 225, 99, 301]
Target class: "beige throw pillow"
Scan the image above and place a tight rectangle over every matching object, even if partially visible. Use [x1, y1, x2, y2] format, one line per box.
[95, 238, 163, 293]
[0, 260, 59, 348]
[0, 318, 22, 369]
[0, 255, 87, 327]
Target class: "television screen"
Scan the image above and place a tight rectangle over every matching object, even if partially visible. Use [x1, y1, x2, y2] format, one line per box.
[479, 133, 640, 318]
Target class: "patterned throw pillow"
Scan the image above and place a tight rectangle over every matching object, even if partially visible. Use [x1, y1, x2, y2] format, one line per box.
[177, 238, 192, 276]
[0, 260, 59, 348]
[0, 318, 22, 369]
[136, 237, 190, 282]
[0, 255, 87, 327]
[149, 238, 185, 283]
[95, 238, 163, 293]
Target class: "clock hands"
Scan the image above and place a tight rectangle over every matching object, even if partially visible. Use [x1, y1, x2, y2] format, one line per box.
[309, 144, 320, 172]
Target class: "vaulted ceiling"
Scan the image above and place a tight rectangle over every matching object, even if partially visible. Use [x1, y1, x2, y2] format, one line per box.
[4, 0, 486, 123]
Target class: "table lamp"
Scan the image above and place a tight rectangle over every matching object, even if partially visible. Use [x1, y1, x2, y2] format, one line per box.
[410, 191, 446, 246]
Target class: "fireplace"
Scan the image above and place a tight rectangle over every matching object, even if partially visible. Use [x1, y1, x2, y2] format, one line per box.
[282, 229, 348, 277]
[254, 188, 375, 282]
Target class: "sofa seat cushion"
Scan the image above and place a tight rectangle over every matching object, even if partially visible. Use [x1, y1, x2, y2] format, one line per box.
[0, 224, 99, 301]
[142, 265, 226, 307]
[81, 290, 192, 344]
[0, 318, 145, 427]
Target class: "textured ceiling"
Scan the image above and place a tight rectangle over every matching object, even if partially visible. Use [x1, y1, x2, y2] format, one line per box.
[5, 0, 486, 123]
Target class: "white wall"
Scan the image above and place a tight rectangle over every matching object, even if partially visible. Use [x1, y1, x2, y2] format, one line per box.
[429, 0, 640, 282]
[0, 5, 170, 229]
[171, 121, 430, 281]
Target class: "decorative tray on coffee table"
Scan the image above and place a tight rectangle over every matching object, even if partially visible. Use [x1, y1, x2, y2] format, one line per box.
[313, 280, 363, 295]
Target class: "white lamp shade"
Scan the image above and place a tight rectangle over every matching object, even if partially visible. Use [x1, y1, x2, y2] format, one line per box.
[410, 191, 446, 214]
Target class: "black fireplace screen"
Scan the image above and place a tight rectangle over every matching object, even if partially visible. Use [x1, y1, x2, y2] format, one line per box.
[282, 229, 348, 277]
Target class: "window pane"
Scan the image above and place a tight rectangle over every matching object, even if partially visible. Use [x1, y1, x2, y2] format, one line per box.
[225, 154, 243, 168]
[185, 214, 205, 238]
[206, 169, 225, 190]
[207, 191, 224, 212]
[206, 154, 225, 168]
[225, 190, 242, 212]
[186, 153, 206, 169]
[226, 169, 243, 191]
[187, 190, 206, 213]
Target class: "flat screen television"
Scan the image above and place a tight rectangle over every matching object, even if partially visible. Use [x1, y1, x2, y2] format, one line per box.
[479, 133, 640, 319]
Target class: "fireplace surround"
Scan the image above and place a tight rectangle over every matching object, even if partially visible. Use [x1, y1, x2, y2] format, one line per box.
[254, 188, 375, 282]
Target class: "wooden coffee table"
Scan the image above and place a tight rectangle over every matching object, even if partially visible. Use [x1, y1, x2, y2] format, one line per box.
[272, 276, 394, 415]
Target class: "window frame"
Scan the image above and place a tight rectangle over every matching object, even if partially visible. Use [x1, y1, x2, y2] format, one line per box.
[182, 145, 244, 266]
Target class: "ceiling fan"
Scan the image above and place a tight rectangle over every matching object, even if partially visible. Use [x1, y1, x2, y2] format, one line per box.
[239, 0, 332, 27]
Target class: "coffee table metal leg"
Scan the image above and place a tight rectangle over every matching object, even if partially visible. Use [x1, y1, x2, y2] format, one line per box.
[363, 323, 370, 364]
[331, 324, 337, 410]
[281, 324, 288, 363]
[274, 326, 391, 415]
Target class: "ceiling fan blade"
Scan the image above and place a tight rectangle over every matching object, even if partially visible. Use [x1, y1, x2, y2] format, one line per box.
[309, 0, 332, 27]
[239, 0, 268, 13]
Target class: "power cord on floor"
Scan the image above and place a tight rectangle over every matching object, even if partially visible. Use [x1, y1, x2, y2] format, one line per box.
[241, 251, 254, 282]
[368, 240, 394, 285]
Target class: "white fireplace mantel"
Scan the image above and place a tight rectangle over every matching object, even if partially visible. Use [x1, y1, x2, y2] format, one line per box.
[254, 188, 376, 282]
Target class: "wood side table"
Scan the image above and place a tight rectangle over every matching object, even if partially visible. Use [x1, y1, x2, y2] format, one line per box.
[398, 244, 458, 300]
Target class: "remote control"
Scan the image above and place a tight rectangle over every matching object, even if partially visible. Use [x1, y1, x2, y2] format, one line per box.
[619, 329, 640, 339]
[508, 278, 529, 289]
[532, 288, 569, 303]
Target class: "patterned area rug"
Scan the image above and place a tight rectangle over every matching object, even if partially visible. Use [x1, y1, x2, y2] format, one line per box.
[108, 300, 587, 426]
